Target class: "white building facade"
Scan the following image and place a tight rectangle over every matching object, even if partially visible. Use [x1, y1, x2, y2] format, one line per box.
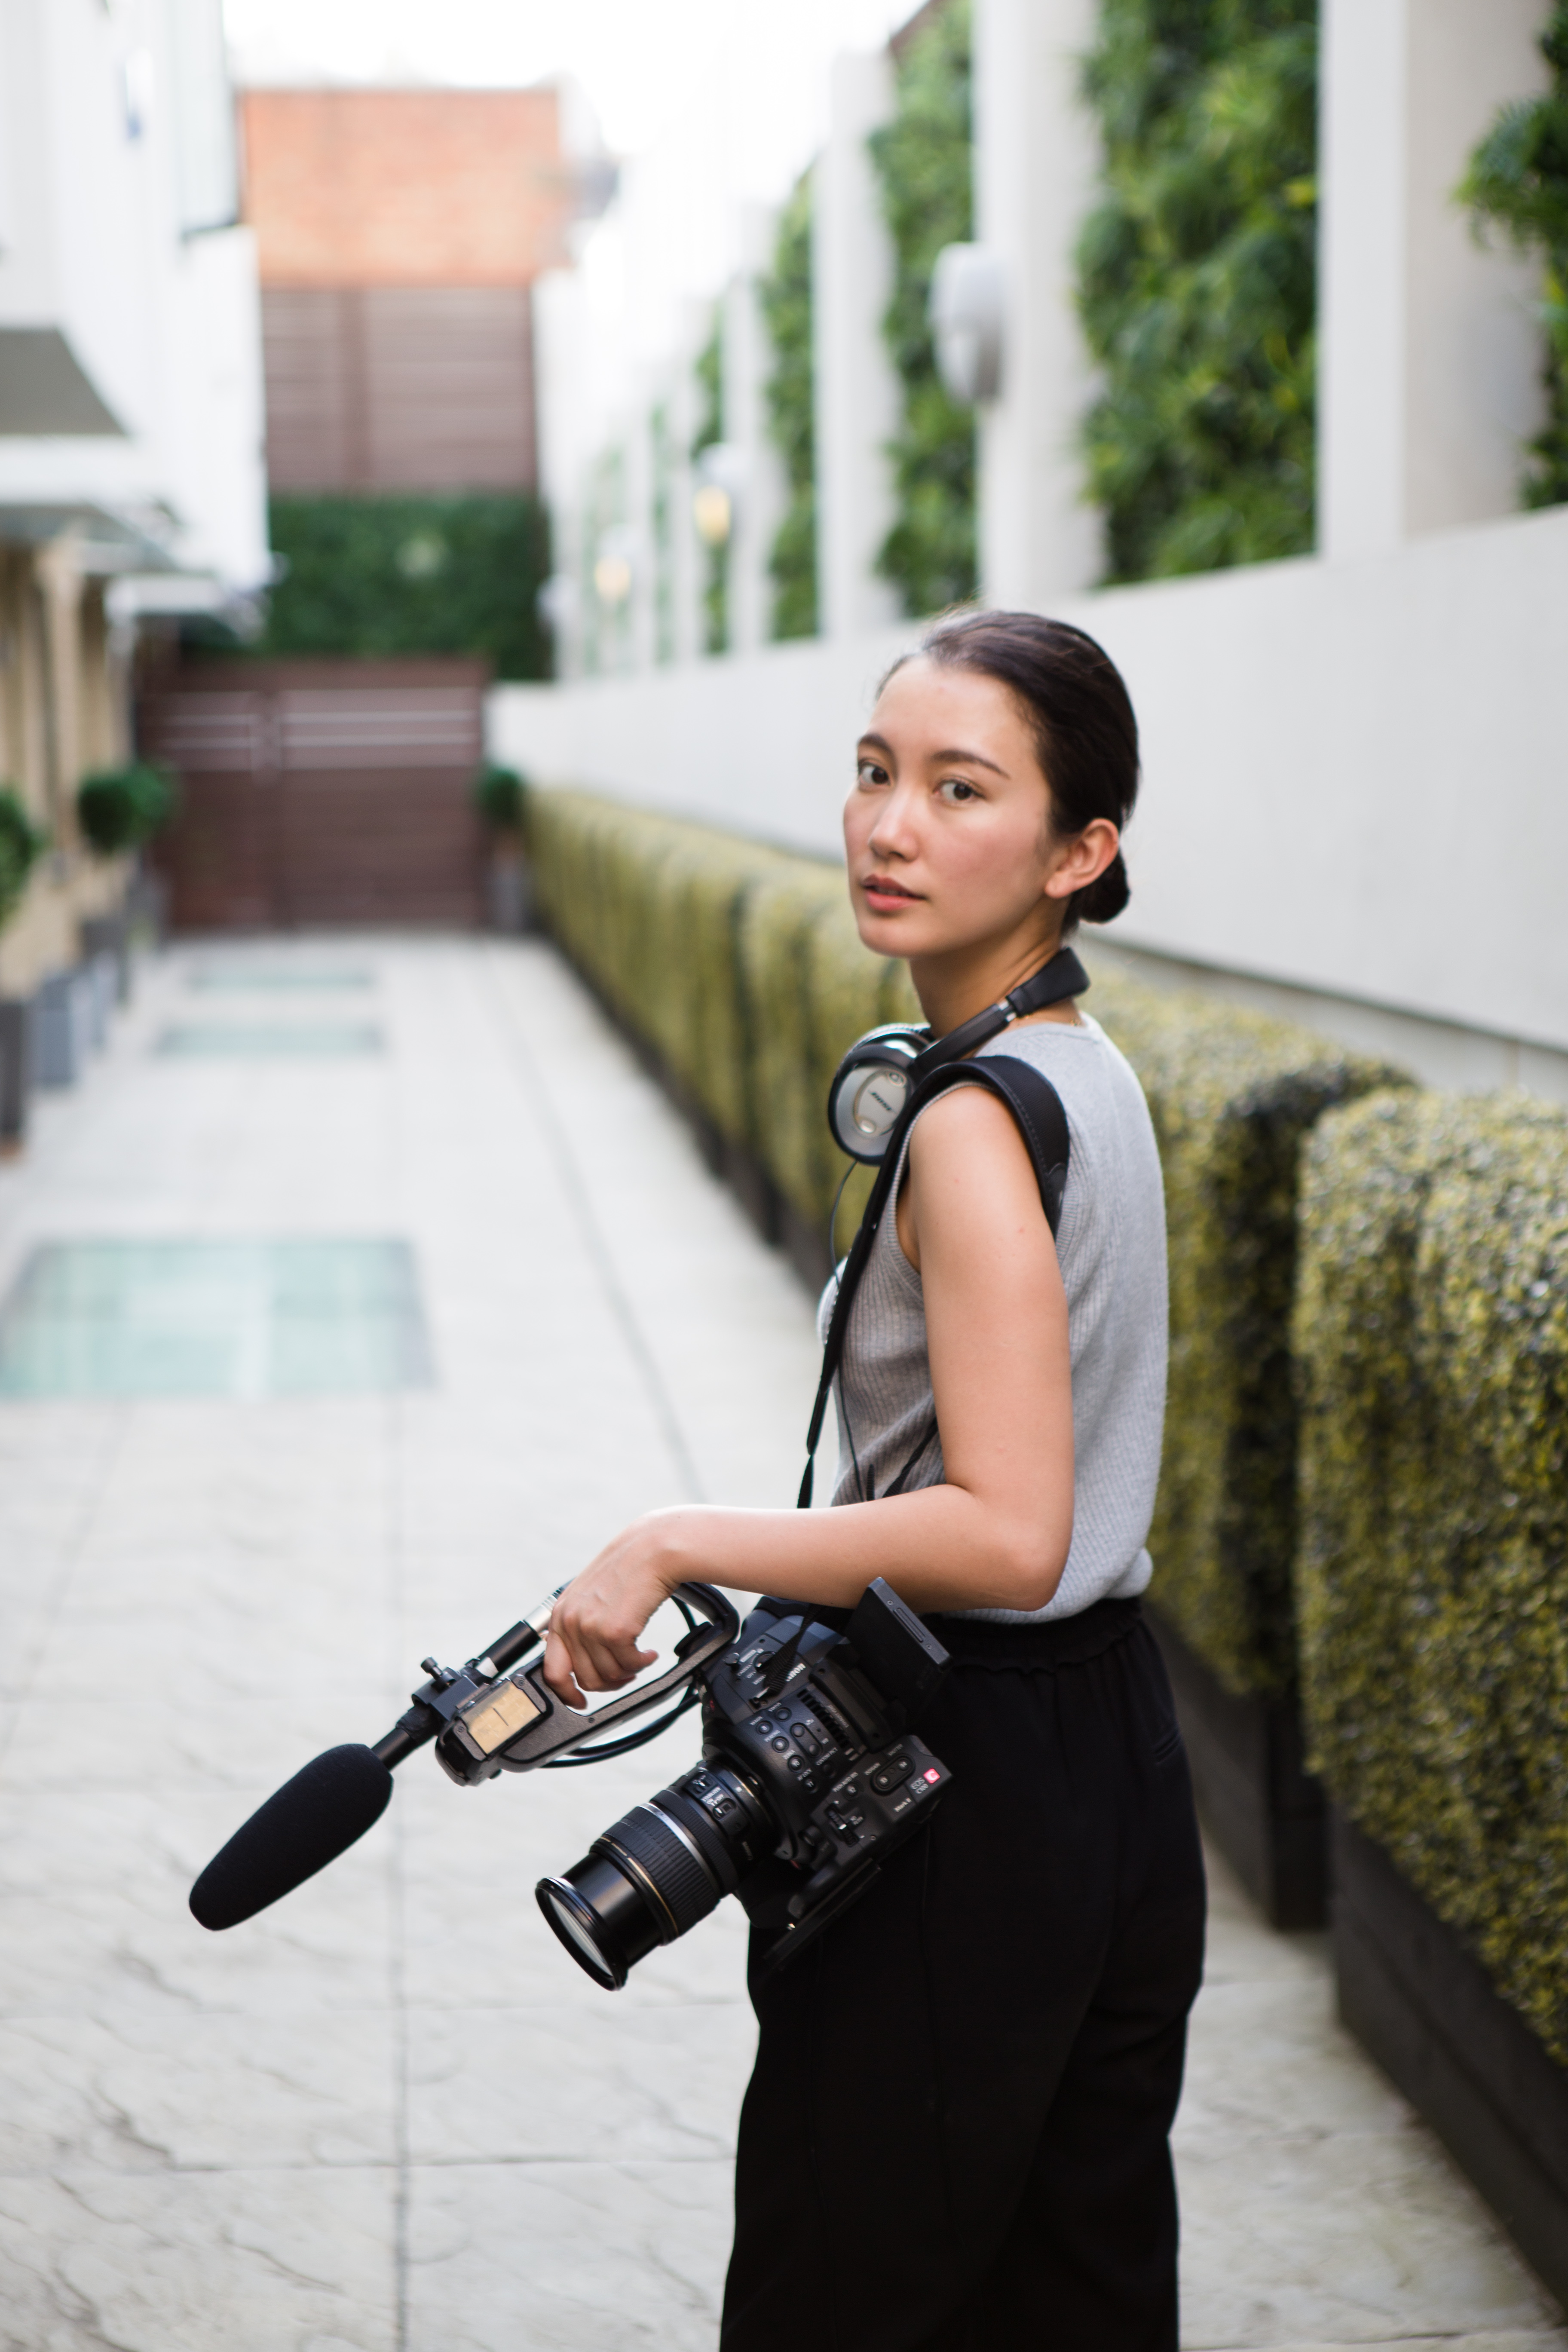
[0, 0, 268, 995]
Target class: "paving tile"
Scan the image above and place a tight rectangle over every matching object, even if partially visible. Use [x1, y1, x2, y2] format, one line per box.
[405, 2158, 733, 2352]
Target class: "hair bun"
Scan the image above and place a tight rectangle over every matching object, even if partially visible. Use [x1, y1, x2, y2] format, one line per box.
[1076, 850, 1130, 926]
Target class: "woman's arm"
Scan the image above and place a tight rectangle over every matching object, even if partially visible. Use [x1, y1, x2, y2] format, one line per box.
[544, 1086, 1075, 1703]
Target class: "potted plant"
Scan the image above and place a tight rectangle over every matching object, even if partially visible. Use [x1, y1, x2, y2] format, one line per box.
[0, 784, 47, 1148]
[472, 762, 533, 934]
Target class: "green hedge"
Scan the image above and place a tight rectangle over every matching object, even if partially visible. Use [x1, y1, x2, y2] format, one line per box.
[760, 174, 818, 642]
[1295, 1090, 1568, 2063]
[1087, 968, 1407, 1695]
[528, 788, 1405, 1698]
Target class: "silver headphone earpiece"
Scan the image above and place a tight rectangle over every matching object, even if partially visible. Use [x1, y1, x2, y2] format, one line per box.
[827, 1026, 930, 1163]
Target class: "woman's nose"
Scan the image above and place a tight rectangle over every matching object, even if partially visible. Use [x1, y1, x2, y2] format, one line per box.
[867, 786, 919, 860]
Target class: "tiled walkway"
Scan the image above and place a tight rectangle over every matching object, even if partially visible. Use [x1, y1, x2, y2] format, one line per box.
[0, 937, 1560, 2351]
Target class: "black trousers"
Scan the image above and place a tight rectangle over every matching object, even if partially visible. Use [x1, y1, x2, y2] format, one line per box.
[720, 1599, 1207, 2352]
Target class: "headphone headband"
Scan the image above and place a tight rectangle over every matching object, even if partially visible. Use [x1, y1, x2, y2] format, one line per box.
[826, 945, 1089, 1164]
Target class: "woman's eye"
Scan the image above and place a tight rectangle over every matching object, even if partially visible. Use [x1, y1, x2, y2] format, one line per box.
[857, 758, 889, 787]
[938, 778, 979, 804]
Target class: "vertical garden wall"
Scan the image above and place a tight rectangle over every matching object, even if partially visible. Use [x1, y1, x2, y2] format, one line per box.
[870, 0, 978, 615]
[1075, 0, 1319, 581]
[761, 174, 819, 642]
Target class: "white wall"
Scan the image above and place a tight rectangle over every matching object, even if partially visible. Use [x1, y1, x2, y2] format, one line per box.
[812, 49, 902, 639]
[491, 505, 1568, 1069]
[973, 0, 1102, 606]
[1320, 0, 1549, 556]
[0, 0, 267, 592]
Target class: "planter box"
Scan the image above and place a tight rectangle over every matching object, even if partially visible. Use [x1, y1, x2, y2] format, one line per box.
[1332, 1810, 1568, 2313]
[34, 969, 95, 1088]
[1147, 1601, 1326, 1929]
[0, 997, 33, 1147]
[82, 911, 132, 1007]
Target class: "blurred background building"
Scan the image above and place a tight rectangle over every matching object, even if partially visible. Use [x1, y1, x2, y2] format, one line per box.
[0, 0, 266, 1022]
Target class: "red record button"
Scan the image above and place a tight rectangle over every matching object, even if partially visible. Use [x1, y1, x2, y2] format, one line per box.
[923, 1768, 940, 1784]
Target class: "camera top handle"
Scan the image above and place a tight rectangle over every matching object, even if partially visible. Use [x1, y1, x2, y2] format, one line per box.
[370, 1582, 742, 1783]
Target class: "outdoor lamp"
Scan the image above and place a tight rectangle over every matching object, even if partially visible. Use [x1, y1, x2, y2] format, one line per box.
[929, 245, 1005, 405]
[693, 443, 746, 548]
[592, 528, 638, 606]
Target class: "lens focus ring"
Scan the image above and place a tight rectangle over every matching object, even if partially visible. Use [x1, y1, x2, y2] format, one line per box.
[594, 1804, 719, 1942]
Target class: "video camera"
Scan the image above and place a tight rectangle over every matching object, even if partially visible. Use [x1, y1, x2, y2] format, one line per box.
[190, 1578, 952, 1987]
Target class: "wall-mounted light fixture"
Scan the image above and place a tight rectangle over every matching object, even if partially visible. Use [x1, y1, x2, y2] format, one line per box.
[693, 443, 747, 548]
[592, 527, 638, 606]
[929, 245, 1005, 406]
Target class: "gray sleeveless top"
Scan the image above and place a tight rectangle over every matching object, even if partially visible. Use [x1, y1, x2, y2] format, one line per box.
[819, 1012, 1169, 1624]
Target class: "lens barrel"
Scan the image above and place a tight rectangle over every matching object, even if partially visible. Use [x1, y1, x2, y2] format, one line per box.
[536, 1767, 765, 1989]
[537, 1800, 723, 1988]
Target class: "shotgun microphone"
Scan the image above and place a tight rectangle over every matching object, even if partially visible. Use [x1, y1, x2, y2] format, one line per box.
[190, 1744, 393, 1930]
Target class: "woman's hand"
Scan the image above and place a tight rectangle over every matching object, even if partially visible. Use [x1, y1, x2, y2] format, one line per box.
[542, 1511, 691, 1707]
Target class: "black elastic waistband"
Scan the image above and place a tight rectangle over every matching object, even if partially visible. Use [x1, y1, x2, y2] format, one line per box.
[758, 1594, 1143, 1673]
[925, 1596, 1143, 1671]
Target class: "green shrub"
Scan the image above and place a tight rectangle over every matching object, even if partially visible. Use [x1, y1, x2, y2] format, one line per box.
[760, 173, 818, 642]
[1458, 3, 1568, 510]
[1077, 0, 1318, 582]
[0, 785, 47, 928]
[1295, 1090, 1568, 2064]
[76, 763, 175, 857]
[1087, 965, 1408, 1695]
[473, 764, 526, 833]
[239, 493, 551, 680]
[869, 0, 978, 615]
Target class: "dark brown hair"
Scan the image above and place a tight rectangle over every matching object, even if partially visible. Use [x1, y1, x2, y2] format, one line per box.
[901, 609, 1139, 931]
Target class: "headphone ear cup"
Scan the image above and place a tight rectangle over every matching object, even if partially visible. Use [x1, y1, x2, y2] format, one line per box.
[827, 1028, 926, 1163]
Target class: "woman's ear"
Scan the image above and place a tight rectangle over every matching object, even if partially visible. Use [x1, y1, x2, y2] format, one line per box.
[1043, 818, 1120, 903]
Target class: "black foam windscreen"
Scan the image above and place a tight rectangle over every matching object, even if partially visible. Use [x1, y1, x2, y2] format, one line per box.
[190, 1743, 394, 1931]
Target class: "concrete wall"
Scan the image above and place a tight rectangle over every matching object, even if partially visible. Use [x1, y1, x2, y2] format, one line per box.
[1320, 0, 1550, 557]
[490, 502, 1568, 1087]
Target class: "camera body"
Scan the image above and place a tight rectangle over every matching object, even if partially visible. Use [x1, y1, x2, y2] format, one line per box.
[537, 1580, 953, 1987]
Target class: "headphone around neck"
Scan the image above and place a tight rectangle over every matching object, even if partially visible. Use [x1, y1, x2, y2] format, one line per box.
[826, 944, 1089, 1164]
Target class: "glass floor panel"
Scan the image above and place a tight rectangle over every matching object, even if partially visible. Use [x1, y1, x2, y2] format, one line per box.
[187, 966, 377, 993]
[0, 1240, 434, 1398]
[155, 1024, 384, 1057]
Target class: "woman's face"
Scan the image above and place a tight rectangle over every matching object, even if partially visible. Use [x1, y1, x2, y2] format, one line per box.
[844, 656, 1093, 968]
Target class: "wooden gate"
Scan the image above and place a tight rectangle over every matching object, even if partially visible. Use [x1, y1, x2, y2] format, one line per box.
[139, 657, 489, 930]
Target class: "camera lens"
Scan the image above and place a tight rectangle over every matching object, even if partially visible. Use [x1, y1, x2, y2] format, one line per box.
[537, 1800, 723, 1988]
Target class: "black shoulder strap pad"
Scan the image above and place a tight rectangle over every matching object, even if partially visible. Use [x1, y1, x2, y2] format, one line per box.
[797, 1054, 1070, 1506]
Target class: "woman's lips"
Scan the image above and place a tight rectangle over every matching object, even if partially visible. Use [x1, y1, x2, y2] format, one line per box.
[861, 874, 922, 908]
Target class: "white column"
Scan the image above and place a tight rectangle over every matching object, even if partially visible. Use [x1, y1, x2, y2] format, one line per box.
[813, 50, 902, 638]
[670, 298, 710, 667]
[972, 0, 1102, 610]
[624, 397, 658, 675]
[724, 204, 787, 655]
[1320, 0, 1549, 558]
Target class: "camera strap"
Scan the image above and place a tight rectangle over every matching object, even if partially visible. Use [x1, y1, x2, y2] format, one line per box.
[797, 1054, 1071, 1507]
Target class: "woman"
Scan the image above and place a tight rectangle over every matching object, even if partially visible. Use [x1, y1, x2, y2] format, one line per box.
[545, 610, 1207, 2351]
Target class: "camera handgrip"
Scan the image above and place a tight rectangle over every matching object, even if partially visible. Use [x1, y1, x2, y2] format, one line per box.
[440, 1582, 741, 1777]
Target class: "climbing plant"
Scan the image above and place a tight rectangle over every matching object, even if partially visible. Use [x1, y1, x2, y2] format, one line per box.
[760, 173, 818, 640]
[1076, 0, 1318, 583]
[868, 0, 977, 616]
[243, 494, 551, 677]
[1458, 4, 1568, 510]
[691, 319, 729, 655]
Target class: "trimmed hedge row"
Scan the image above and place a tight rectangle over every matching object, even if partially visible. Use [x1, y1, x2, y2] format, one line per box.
[527, 787, 1401, 1703]
[1296, 1090, 1568, 2064]
[1087, 978, 1409, 1698]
